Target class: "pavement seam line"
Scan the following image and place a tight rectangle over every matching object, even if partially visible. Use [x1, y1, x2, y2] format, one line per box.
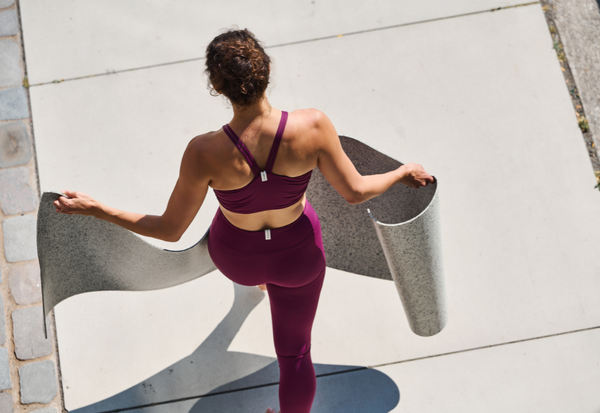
[28, 1, 539, 88]
[94, 367, 369, 413]
[92, 380, 288, 413]
[369, 325, 600, 369]
[88, 325, 600, 412]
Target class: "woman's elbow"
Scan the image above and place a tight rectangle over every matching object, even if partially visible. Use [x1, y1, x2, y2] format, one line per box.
[164, 233, 182, 242]
[344, 190, 367, 205]
[160, 226, 184, 242]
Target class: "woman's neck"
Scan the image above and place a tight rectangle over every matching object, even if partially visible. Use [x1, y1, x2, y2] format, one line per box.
[230, 96, 273, 126]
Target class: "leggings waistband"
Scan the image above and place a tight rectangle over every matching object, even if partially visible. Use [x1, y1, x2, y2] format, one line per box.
[209, 200, 321, 254]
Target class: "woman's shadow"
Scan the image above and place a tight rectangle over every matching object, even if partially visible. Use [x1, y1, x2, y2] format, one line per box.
[72, 283, 400, 413]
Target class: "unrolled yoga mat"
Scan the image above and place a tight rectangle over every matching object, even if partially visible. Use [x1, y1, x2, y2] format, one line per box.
[37, 135, 446, 337]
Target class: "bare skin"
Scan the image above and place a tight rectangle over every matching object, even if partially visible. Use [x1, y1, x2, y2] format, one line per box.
[54, 94, 434, 238]
[54, 94, 433, 413]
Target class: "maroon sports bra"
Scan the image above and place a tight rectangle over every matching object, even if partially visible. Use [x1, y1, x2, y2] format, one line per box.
[213, 111, 313, 214]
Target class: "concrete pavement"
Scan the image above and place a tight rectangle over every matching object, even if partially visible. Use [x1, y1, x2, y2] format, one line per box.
[2, 0, 600, 411]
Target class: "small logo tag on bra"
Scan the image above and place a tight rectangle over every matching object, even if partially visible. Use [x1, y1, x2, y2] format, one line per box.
[265, 229, 271, 240]
[261, 171, 268, 182]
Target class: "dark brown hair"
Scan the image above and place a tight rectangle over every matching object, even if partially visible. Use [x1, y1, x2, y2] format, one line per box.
[205, 29, 271, 108]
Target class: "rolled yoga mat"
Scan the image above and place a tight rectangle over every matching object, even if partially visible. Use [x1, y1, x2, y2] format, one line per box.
[37, 135, 446, 337]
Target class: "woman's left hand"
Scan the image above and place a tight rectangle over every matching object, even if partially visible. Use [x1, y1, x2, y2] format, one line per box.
[53, 190, 100, 216]
[398, 163, 435, 189]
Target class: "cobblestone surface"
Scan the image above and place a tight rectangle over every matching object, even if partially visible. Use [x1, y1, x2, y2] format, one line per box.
[2, 215, 37, 262]
[0, 166, 38, 215]
[0, 87, 29, 120]
[0, 2, 61, 412]
[0, 121, 32, 168]
[13, 306, 53, 360]
[9, 261, 42, 305]
[19, 360, 57, 404]
[0, 39, 21, 88]
[0, 294, 5, 345]
[0, 9, 18, 37]
[0, 347, 11, 390]
[0, 392, 14, 413]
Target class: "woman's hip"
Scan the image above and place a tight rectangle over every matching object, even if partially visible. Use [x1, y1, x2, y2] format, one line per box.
[207, 200, 325, 287]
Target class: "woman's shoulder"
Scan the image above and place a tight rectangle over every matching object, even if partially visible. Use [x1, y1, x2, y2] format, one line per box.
[287, 108, 336, 143]
[188, 128, 235, 154]
[289, 108, 330, 130]
[181, 129, 230, 173]
[287, 108, 337, 149]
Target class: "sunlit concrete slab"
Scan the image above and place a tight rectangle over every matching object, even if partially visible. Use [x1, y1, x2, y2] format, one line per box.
[61, 280, 366, 413]
[376, 328, 600, 412]
[58, 269, 408, 411]
[19, 0, 527, 84]
[128, 367, 400, 413]
[127, 328, 600, 412]
[28, 3, 600, 411]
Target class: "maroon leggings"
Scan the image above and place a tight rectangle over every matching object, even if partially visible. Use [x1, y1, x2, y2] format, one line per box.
[208, 201, 326, 413]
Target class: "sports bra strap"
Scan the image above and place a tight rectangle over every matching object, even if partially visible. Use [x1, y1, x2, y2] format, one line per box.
[265, 111, 288, 173]
[222, 110, 288, 177]
[222, 124, 262, 176]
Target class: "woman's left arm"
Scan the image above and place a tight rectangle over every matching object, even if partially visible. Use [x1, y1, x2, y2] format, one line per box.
[54, 139, 210, 242]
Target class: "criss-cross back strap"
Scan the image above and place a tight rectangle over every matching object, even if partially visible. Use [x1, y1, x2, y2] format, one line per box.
[222, 111, 288, 179]
[223, 124, 262, 177]
[265, 111, 288, 173]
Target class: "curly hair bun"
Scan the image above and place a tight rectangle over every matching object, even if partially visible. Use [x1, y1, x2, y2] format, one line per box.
[205, 29, 271, 108]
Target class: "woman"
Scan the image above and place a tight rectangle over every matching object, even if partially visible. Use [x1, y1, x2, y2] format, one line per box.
[55, 29, 434, 413]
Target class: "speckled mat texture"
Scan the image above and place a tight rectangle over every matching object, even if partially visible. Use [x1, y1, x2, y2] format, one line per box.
[37, 136, 446, 337]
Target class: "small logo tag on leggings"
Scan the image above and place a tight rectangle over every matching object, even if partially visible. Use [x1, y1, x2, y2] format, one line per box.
[265, 229, 271, 240]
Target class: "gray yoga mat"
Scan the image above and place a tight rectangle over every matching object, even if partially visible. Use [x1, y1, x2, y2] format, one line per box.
[37, 135, 446, 337]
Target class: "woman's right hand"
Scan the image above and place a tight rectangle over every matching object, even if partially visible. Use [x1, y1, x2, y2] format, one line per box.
[54, 190, 101, 216]
[397, 163, 435, 189]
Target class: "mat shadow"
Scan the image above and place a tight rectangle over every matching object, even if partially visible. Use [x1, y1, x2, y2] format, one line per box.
[71, 283, 399, 413]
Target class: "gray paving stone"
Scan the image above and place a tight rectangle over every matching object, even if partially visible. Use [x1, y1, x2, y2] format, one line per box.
[12, 306, 52, 360]
[0, 0, 15, 8]
[0, 392, 13, 413]
[9, 261, 42, 305]
[30, 408, 57, 413]
[0, 166, 38, 215]
[0, 265, 2, 282]
[19, 360, 57, 404]
[12, 306, 49, 356]
[0, 121, 32, 167]
[0, 348, 11, 390]
[0, 87, 29, 120]
[0, 294, 5, 345]
[0, 39, 21, 88]
[0, 9, 18, 36]
[2, 215, 37, 262]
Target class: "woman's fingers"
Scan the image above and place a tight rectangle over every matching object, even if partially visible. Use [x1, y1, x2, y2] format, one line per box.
[54, 196, 73, 214]
[52, 190, 97, 215]
[61, 189, 76, 198]
[403, 163, 434, 188]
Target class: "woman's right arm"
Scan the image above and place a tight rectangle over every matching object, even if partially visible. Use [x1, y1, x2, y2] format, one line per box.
[311, 110, 434, 204]
[54, 136, 212, 242]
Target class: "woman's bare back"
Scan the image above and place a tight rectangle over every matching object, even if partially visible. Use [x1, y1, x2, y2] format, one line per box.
[201, 107, 321, 231]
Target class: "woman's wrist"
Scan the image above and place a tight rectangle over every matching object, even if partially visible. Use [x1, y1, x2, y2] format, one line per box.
[396, 164, 409, 184]
[92, 201, 108, 220]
